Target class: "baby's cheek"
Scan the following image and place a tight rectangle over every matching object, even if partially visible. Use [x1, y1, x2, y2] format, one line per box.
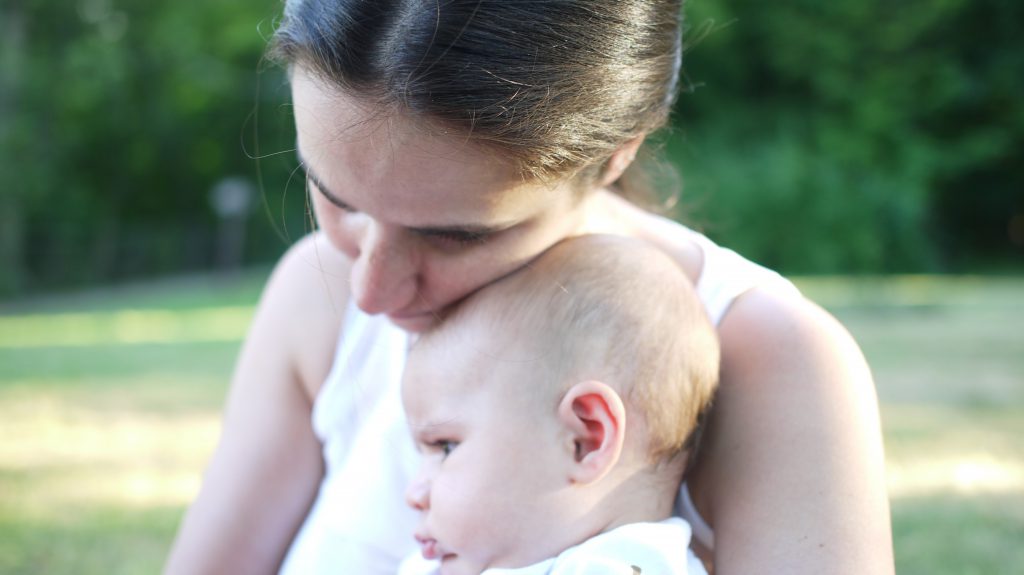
[433, 477, 497, 549]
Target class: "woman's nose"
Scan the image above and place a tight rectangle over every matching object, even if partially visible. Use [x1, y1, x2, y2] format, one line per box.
[405, 473, 430, 511]
[349, 223, 418, 315]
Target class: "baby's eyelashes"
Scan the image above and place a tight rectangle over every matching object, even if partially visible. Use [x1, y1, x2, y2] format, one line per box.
[429, 439, 458, 459]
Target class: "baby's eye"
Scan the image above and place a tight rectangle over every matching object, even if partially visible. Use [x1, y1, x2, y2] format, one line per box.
[432, 440, 458, 458]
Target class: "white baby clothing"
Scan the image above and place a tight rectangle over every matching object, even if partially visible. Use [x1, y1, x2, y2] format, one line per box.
[395, 517, 708, 568]
[396, 518, 706, 575]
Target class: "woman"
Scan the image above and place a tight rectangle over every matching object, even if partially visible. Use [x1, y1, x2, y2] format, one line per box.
[166, 1, 894, 573]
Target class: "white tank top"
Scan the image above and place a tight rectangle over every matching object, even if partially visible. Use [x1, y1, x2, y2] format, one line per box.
[279, 226, 798, 574]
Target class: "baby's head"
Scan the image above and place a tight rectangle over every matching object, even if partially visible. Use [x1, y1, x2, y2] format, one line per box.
[402, 235, 719, 575]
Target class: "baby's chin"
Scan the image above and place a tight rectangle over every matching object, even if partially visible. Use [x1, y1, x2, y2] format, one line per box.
[437, 554, 478, 575]
[438, 553, 540, 575]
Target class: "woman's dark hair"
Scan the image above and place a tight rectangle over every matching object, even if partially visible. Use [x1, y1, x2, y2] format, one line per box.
[270, 0, 683, 192]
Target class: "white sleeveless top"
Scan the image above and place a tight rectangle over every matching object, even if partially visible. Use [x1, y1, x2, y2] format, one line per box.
[279, 226, 798, 574]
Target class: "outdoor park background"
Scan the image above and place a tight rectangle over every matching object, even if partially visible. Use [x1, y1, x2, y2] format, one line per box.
[0, 1, 1020, 573]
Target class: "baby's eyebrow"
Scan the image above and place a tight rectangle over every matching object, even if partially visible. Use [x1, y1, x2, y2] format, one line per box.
[408, 414, 461, 436]
[409, 420, 445, 435]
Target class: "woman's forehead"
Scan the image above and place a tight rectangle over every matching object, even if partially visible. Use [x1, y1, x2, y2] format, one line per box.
[292, 66, 504, 174]
[292, 68, 563, 224]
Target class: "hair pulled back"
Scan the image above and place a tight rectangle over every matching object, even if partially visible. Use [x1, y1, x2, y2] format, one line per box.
[271, 0, 683, 186]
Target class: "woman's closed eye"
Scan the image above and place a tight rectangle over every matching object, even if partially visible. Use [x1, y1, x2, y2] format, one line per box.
[418, 229, 489, 248]
[307, 179, 356, 212]
[305, 171, 492, 248]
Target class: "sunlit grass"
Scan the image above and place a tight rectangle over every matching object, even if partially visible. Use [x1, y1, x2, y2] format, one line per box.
[795, 275, 1024, 575]
[0, 307, 253, 348]
[1, 272, 1022, 574]
[0, 272, 259, 575]
[0, 389, 219, 508]
[883, 406, 1024, 497]
[0, 379, 224, 575]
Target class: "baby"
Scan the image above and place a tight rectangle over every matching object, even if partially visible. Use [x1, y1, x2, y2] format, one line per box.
[399, 235, 719, 575]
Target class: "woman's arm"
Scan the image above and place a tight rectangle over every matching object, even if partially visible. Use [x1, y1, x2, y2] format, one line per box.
[165, 234, 351, 574]
[689, 286, 894, 574]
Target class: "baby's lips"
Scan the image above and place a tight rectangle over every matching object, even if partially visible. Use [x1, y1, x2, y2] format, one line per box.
[415, 534, 441, 560]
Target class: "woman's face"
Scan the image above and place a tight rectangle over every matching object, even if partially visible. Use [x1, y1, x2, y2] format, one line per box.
[291, 67, 589, 332]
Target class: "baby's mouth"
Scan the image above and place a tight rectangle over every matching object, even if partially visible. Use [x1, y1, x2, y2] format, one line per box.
[415, 534, 444, 560]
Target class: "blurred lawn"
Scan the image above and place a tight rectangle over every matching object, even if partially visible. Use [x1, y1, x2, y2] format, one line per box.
[1, 272, 1021, 574]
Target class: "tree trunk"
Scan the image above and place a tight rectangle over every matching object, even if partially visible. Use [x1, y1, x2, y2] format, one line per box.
[0, 6, 26, 293]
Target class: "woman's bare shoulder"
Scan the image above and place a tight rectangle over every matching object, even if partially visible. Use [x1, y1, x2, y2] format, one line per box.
[257, 233, 353, 400]
[718, 283, 875, 394]
[692, 286, 894, 573]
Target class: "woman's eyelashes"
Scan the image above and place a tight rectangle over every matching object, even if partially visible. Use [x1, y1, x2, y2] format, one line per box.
[307, 174, 493, 248]
[417, 229, 489, 247]
[308, 180, 355, 212]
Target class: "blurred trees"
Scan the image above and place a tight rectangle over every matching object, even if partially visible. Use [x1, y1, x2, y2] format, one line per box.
[675, 0, 1023, 272]
[0, 0, 1020, 296]
[0, 0, 305, 295]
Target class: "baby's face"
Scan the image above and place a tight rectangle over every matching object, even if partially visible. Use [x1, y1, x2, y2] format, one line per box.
[402, 328, 575, 575]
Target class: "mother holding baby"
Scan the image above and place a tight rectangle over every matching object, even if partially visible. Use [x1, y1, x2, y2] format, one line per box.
[165, 1, 894, 573]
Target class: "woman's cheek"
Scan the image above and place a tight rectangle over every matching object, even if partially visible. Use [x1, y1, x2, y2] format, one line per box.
[321, 212, 362, 260]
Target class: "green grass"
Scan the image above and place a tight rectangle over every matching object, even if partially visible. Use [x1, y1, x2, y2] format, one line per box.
[796, 276, 1024, 575]
[1, 272, 1022, 573]
[0, 272, 262, 575]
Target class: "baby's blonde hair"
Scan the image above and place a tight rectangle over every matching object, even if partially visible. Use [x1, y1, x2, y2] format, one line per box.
[430, 234, 720, 466]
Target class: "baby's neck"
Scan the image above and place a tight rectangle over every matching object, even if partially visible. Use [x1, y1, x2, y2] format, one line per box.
[578, 464, 682, 539]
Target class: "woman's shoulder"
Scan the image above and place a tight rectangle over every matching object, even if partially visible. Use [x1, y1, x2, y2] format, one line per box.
[718, 282, 871, 391]
[255, 233, 354, 400]
[688, 281, 891, 572]
[603, 195, 799, 315]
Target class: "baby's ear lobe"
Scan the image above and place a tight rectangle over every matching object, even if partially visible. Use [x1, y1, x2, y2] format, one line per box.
[557, 381, 626, 484]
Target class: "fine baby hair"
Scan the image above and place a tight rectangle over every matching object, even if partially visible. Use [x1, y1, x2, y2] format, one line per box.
[270, 0, 683, 187]
[421, 233, 719, 468]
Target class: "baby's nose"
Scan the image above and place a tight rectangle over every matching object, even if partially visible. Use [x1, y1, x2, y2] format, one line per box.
[405, 475, 430, 511]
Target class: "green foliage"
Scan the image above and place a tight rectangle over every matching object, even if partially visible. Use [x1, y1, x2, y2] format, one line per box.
[0, 0, 305, 294]
[673, 0, 1023, 272]
[1, 0, 1021, 295]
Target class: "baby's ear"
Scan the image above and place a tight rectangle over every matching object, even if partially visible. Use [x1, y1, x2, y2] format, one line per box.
[557, 380, 626, 485]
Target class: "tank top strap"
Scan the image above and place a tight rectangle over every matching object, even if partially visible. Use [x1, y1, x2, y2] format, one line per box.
[686, 229, 800, 326]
